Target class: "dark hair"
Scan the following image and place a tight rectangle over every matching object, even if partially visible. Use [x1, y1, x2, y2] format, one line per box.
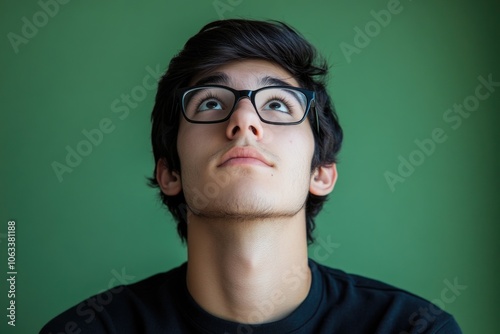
[149, 19, 343, 244]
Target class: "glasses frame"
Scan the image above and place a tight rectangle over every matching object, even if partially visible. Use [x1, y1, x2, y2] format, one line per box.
[177, 85, 318, 132]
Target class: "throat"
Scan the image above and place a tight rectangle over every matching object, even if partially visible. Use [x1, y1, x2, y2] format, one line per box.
[185, 214, 311, 324]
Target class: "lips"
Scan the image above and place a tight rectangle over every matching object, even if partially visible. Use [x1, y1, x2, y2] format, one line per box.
[218, 146, 273, 167]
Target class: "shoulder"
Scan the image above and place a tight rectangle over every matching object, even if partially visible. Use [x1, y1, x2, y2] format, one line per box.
[314, 260, 421, 297]
[313, 259, 436, 305]
[39, 263, 187, 334]
[310, 260, 463, 333]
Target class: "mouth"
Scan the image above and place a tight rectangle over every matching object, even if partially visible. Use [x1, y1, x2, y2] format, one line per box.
[218, 146, 274, 167]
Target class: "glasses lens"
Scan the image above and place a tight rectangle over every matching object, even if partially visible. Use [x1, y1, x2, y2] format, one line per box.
[255, 87, 307, 123]
[183, 87, 235, 122]
[182, 86, 309, 123]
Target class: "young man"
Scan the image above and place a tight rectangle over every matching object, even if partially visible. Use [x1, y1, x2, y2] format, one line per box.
[41, 19, 462, 333]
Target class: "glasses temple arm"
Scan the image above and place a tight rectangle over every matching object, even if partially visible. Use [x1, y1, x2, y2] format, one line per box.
[311, 100, 319, 134]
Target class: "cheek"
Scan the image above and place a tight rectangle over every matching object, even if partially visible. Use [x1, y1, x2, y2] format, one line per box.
[176, 123, 221, 179]
[176, 124, 200, 182]
[176, 135, 190, 170]
[283, 127, 315, 163]
[177, 122, 206, 164]
[176, 139, 204, 200]
[273, 131, 315, 184]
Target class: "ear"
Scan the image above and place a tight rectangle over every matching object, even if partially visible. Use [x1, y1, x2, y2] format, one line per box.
[156, 159, 182, 196]
[309, 164, 337, 196]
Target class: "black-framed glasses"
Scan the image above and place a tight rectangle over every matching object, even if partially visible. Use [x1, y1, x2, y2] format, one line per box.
[177, 85, 318, 132]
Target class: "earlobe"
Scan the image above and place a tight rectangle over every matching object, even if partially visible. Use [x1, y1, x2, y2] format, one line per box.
[310, 164, 338, 196]
[156, 159, 182, 196]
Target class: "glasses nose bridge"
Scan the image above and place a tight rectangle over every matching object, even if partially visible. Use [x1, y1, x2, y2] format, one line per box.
[233, 89, 257, 112]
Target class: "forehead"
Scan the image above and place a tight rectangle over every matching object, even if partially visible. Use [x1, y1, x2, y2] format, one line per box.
[190, 59, 300, 89]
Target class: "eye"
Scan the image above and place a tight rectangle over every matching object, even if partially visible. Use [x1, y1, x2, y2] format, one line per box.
[198, 98, 223, 111]
[263, 99, 290, 113]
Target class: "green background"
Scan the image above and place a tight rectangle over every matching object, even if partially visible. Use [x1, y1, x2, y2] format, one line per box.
[1, 0, 499, 332]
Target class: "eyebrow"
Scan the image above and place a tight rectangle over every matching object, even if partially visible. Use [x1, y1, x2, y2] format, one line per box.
[259, 76, 294, 87]
[193, 74, 295, 88]
[194, 73, 229, 86]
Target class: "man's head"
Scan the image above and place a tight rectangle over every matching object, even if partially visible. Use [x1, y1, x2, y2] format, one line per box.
[149, 19, 343, 244]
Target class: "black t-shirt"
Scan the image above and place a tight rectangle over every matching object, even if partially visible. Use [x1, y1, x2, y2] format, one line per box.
[40, 259, 462, 333]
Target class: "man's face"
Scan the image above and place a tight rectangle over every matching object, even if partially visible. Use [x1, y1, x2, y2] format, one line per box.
[176, 59, 317, 219]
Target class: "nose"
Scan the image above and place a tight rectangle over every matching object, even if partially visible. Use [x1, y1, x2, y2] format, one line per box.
[225, 97, 264, 140]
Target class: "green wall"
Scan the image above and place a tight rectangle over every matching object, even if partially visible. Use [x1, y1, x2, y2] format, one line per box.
[1, 0, 498, 332]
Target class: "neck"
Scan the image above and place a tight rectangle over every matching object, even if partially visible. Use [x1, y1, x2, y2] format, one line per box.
[186, 211, 311, 324]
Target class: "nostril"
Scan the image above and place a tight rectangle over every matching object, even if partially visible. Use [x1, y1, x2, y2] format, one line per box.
[250, 126, 257, 135]
[231, 126, 240, 136]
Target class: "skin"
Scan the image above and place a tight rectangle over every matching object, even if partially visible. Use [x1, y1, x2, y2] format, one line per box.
[157, 59, 337, 324]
